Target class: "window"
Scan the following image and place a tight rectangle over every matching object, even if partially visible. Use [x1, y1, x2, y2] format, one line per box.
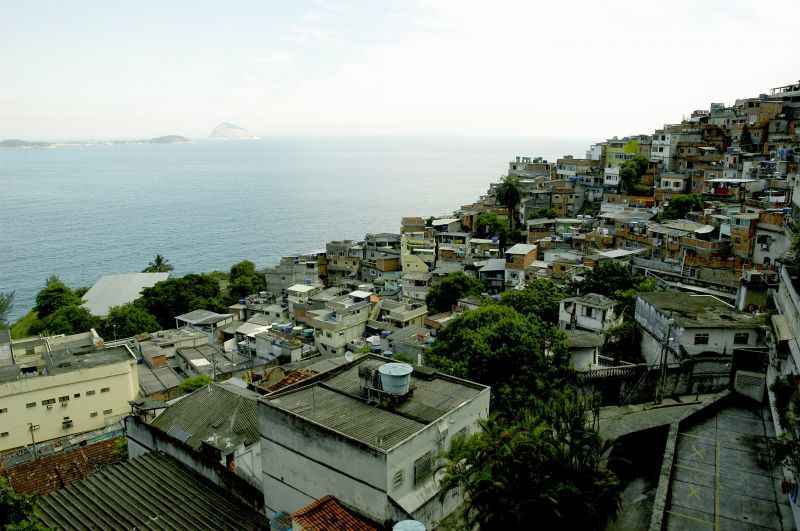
[58, 395, 69, 402]
[414, 452, 433, 485]
[73, 393, 81, 399]
[0, 432, 8, 438]
[42, 398, 56, 406]
[100, 387, 110, 394]
[0, 408, 6, 414]
[103, 409, 112, 415]
[26, 402, 36, 408]
[90, 412, 98, 418]
[86, 390, 96, 396]
[694, 333, 709, 345]
[584, 307, 594, 318]
[734, 332, 749, 345]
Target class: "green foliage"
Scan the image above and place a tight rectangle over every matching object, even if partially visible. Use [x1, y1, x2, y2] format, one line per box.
[623, 139, 640, 154]
[100, 303, 160, 339]
[137, 273, 227, 329]
[770, 374, 799, 430]
[618, 155, 649, 193]
[142, 254, 174, 273]
[499, 279, 566, 324]
[33, 276, 81, 318]
[10, 311, 39, 339]
[495, 176, 522, 231]
[425, 272, 484, 314]
[531, 207, 557, 219]
[475, 212, 511, 251]
[179, 374, 212, 394]
[426, 305, 572, 418]
[30, 305, 99, 336]
[440, 395, 620, 530]
[1, 476, 44, 530]
[113, 437, 129, 459]
[576, 261, 641, 299]
[661, 194, 704, 220]
[227, 260, 266, 302]
[0, 291, 13, 329]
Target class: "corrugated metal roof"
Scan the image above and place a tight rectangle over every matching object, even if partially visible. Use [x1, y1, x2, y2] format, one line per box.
[36, 452, 266, 530]
[151, 383, 260, 451]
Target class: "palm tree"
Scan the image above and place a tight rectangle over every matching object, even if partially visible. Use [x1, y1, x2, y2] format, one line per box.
[495, 175, 522, 232]
[143, 254, 173, 273]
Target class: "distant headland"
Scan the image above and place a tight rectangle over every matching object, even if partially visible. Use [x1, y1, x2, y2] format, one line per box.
[209, 122, 258, 140]
[0, 135, 191, 149]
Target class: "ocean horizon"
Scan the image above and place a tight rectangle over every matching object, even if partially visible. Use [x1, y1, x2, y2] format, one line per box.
[1, 135, 592, 322]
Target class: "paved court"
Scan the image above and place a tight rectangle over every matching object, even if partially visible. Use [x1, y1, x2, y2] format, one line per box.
[662, 405, 795, 530]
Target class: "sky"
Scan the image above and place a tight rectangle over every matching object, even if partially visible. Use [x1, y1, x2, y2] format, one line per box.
[1, 0, 799, 140]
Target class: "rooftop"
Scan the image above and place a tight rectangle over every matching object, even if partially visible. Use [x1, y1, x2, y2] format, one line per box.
[0, 345, 134, 384]
[564, 293, 616, 309]
[287, 284, 319, 294]
[566, 330, 604, 349]
[505, 243, 537, 255]
[638, 292, 765, 329]
[82, 272, 169, 317]
[264, 355, 487, 452]
[175, 309, 232, 326]
[151, 382, 259, 452]
[292, 495, 377, 531]
[36, 452, 266, 530]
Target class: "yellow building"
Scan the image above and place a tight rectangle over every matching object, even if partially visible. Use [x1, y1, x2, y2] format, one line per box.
[0, 332, 139, 452]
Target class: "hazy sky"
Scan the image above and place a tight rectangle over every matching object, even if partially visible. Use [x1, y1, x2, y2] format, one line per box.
[1, 0, 798, 140]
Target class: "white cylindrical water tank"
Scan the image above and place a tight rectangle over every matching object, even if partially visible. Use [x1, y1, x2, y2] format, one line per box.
[393, 521, 426, 531]
[379, 362, 413, 395]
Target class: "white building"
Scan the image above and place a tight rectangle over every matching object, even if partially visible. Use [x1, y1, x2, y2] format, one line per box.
[0, 334, 139, 452]
[558, 293, 622, 333]
[287, 283, 322, 317]
[634, 292, 766, 365]
[308, 293, 371, 356]
[258, 355, 490, 529]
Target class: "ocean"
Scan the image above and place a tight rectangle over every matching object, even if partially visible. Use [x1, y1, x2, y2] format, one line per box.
[0, 136, 591, 322]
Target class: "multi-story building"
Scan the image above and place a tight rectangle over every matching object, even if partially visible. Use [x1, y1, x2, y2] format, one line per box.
[0, 332, 139, 452]
[558, 294, 622, 333]
[264, 253, 324, 298]
[308, 292, 372, 356]
[258, 354, 490, 529]
[508, 156, 553, 179]
[326, 240, 363, 284]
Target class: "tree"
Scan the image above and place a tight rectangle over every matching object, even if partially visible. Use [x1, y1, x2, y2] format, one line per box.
[661, 193, 704, 220]
[1, 477, 44, 530]
[228, 260, 266, 301]
[619, 155, 649, 194]
[475, 212, 512, 252]
[33, 276, 81, 318]
[499, 278, 566, 324]
[439, 395, 620, 530]
[495, 176, 522, 231]
[137, 273, 226, 329]
[143, 254, 174, 273]
[100, 303, 160, 340]
[0, 291, 13, 329]
[426, 305, 572, 418]
[425, 272, 484, 314]
[30, 305, 99, 336]
[179, 374, 212, 394]
[576, 261, 641, 298]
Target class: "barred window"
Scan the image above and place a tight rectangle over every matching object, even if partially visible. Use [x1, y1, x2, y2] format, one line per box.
[694, 333, 709, 345]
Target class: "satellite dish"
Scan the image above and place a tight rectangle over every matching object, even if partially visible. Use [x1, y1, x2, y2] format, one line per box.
[345, 352, 354, 363]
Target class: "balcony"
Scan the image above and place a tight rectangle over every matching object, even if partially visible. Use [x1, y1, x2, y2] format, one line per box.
[680, 237, 731, 254]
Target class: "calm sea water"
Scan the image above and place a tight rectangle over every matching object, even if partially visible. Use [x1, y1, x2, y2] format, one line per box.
[0, 136, 590, 321]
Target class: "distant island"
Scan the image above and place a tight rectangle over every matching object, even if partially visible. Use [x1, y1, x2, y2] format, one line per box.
[146, 135, 191, 144]
[0, 139, 53, 148]
[0, 135, 191, 149]
[210, 122, 258, 140]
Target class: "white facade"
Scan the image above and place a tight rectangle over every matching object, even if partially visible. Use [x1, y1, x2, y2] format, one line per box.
[604, 166, 620, 188]
[0, 347, 139, 451]
[558, 295, 622, 333]
[259, 357, 490, 529]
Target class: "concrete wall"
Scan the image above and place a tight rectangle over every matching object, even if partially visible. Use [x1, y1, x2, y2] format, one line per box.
[259, 403, 390, 522]
[0, 359, 138, 452]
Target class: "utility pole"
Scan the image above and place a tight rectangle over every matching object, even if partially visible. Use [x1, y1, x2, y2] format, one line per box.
[654, 320, 674, 405]
[27, 423, 39, 460]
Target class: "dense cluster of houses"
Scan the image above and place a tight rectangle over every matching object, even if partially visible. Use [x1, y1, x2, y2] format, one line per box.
[2, 80, 800, 530]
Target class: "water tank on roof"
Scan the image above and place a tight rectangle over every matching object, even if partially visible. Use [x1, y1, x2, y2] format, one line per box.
[393, 521, 426, 531]
[379, 362, 413, 395]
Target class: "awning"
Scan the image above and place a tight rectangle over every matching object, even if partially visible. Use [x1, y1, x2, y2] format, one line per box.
[772, 314, 792, 343]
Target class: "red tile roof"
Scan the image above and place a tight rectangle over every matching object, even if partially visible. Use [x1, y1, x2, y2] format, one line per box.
[292, 495, 377, 531]
[268, 368, 317, 392]
[1, 438, 124, 495]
